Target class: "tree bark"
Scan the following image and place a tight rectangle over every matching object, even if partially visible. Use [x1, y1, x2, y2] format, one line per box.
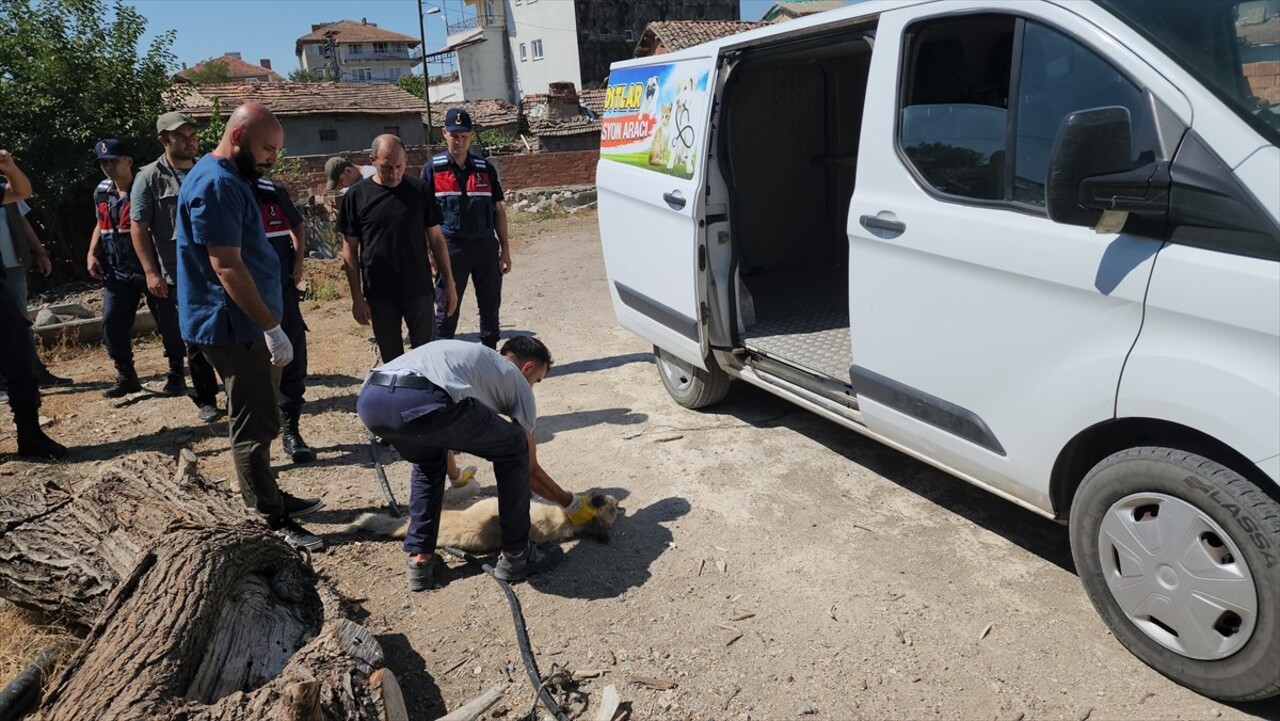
[0, 449, 245, 627]
[0, 450, 406, 720]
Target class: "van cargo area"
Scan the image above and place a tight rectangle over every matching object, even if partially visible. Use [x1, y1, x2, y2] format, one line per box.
[719, 32, 873, 383]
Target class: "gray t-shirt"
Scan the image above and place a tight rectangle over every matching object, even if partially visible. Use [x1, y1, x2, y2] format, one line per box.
[376, 340, 538, 432]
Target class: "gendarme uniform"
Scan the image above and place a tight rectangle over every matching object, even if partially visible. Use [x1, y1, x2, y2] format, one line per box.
[253, 177, 314, 462]
[425, 146, 505, 348]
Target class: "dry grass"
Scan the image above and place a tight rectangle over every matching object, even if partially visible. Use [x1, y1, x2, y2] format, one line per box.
[0, 599, 76, 688]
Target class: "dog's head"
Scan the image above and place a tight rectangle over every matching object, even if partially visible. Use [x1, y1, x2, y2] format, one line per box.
[580, 493, 620, 544]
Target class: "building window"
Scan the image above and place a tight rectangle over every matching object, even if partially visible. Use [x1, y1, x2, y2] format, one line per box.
[531, 39, 543, 60]
[319, 129, 337, 142]
[384, 126, 401, 136]
[625, 29, 635, 42]
[373, 42, 388, 53]
[348, 43, 363, 54]
[390, 67, 402, 80]
[519, 43, 527, 61]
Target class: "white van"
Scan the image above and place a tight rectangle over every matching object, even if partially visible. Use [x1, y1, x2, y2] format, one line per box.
[597, 0, 1280, 702]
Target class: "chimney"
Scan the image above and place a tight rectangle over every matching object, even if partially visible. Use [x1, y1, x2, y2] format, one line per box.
[547, 82, 580, 120]
[361, 17, 367, 25]
[181, 62, 188, 70]
[228, 51, 242, 59]
[261, 58, 272, 69]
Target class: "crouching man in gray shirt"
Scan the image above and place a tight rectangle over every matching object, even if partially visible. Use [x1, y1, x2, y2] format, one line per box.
[355, 336, 599, 590]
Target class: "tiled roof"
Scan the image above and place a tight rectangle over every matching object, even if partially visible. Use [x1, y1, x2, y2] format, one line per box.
[1239, 16, 1280, 46]
[634, 20, 768, 56]
[177, 54, 284, 82]
[761, 0, 849, 21]
[427, 98, 520, 128]
[579, 88, 606, 116]
[295, 20, 420, 54]
[528, 116, 600, 137]
[169, 82, 428, 118]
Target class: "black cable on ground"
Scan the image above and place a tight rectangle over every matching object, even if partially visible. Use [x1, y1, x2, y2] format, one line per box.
[0, 644, 64, 721]
[439, 547, 570, 721]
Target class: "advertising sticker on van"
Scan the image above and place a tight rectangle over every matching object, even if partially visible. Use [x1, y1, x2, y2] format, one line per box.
[600, 61, 709, 179]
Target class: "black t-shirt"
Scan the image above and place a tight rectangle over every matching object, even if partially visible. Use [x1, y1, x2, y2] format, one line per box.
[337, 175, 442, 300]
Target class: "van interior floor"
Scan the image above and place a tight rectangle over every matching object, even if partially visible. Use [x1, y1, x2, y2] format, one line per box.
[739, 263, 852, 383]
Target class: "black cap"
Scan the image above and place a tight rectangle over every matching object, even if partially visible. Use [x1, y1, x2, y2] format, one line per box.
[94, 139, 130, 160]
[444, 108, 473, 132]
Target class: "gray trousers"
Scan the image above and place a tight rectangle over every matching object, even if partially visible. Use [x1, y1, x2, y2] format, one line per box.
[197, 339, 284, 518]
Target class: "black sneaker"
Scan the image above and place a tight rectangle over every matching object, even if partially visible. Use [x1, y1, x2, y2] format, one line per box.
[493, 541, 563, 582]
[281, 492, 324, 518]
[160, 372, 186, 397]
[407, 555, 437, 592]
[272, 518, 325, 552]
[37, 370, 74, 388]
[102, 376, 142, 398]
[196, 404, 220, 423]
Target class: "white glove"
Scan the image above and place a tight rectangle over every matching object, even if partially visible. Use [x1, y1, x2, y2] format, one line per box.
[264, 325, 293, 367]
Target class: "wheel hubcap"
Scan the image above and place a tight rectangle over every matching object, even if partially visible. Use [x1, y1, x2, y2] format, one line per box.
[657, 354, 693, 393]
[1097, 492, 1257, 660]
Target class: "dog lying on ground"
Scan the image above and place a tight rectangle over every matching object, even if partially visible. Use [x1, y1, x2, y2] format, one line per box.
[342, 493, 621, 552]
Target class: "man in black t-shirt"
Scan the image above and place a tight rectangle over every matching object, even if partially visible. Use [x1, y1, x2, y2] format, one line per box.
[338, 135, 456, 361]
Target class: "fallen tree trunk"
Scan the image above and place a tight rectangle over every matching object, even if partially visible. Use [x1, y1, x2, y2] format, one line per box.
[0, 449, 244, 627]
[0, 450, 406, 720]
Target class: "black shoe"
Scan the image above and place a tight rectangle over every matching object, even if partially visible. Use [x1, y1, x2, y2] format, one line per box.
[102, 376, 142, 398]
[160, 372, 186, 397]
[16, 428, 68, 459]
[493, 541, 563, 582]
[196, 403, 220, 423]
[37, 370, 73, 388]
[271, 518, 325, 552]
[282, 431, 315, 463]
[407, 555, 438, 592]
[281, 492, 324, 518]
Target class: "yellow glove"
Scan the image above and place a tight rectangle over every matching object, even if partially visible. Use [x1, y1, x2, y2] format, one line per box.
[564, 494, 598, 525]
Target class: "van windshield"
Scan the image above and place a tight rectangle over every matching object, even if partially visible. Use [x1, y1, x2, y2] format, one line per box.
[1095, 0, 1280, 146]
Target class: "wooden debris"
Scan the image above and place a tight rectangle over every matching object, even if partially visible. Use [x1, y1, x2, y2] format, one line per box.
[593, 684, 621, 721]
[573, 669, 604, 680]
[697, 558, 705, 576]
[438, 683, 506, 721]
[725, 633, 744, 647]
[654, 435, 684, 443]
[828, 604, 838, 621]
[628, 675, 678, 690]
[716, 559, 727, 574]
[729, 612, 755, 622]
[979, 623, 994, 640]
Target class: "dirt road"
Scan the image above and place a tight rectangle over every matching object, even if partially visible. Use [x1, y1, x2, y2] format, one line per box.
[6, 211, 1278, 720]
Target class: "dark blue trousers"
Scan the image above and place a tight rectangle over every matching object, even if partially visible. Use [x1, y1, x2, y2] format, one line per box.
[102, 274, 185, 374]
[356, 379, 530, 556]
[435, 235, 502, 349]
[278, 283, 308, 411]
[0, 270, 39, 419]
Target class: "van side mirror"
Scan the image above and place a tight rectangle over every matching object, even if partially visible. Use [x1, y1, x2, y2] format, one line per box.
[1046, 107, 1135, 226]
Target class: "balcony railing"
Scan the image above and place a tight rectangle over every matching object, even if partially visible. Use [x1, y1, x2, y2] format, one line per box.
[446, 12, 500, 35]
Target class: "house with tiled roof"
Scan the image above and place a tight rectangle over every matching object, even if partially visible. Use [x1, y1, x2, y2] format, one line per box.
[176, 53, 284, 83]
[633, 20, 768, 58]
[426, 98, 521, 142]
[295, 19, 420, 84]
[521, 82, 601, 153]
[169, 82, 428, 155]
[760, 0, 851, 22]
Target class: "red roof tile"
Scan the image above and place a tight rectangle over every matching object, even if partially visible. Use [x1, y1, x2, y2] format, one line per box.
[634, 20, 768, 57]
[169, 82, 428, 117]
[177, 54, 284, 82]
[295, 20, 421, 54]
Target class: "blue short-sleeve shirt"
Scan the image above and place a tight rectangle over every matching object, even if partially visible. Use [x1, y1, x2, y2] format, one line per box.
[176, 155, 283, 345]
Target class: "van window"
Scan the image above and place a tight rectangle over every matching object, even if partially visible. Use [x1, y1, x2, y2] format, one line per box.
[1096, 0, 1280, 146]
[899, 16, 1158, 209]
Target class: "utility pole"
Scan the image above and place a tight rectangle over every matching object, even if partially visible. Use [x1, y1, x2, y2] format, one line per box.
[418, 1, 442, 143]
[324, 30, 340, 82]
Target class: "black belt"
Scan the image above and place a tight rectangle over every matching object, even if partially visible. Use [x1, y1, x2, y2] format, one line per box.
[367, 370, 436, 390]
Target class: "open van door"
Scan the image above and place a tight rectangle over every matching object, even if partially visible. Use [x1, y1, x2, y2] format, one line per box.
[598, 53, 718, 371]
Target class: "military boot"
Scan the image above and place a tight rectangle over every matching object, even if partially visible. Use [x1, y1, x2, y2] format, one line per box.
[15, 407, 67, 459]
[102, 364, 141, 399]
[281, 407, 315, 463]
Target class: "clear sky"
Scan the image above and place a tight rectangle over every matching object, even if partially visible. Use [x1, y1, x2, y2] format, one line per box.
[131, 0, 783, 78]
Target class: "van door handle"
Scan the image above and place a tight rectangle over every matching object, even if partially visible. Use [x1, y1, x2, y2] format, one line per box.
[663, 191, 686, 210]
[859, 214, 906, 236]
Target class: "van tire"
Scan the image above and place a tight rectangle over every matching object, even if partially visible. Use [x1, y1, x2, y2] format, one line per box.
[1069, 447, 1280, 701]
[654, 346, 731, 409]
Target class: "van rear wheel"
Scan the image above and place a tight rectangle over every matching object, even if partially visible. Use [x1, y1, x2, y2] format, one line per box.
[654, 346, 731, 409]
[1069, 447, 1280, 701]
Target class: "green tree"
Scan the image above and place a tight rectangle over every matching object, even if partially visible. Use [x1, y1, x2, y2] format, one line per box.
[183, 58, 229, 84]
[196, 97, 224, 152]
[0, 0, 176, 275]
[396, 73, 425, 100]
[288, 68, 316, 83]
